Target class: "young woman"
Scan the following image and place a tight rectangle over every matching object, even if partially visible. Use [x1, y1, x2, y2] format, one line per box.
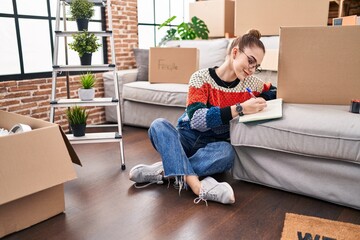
[129, 29, 277, 205]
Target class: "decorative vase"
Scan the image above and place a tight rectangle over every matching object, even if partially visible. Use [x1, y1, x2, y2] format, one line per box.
[70, 124, 86, 137]
[76, 18, 89, 31]
[80, 53, 92, 65]
[78, 88, 95, 101]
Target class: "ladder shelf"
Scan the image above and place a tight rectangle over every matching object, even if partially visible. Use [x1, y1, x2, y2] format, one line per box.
[51, 0, 125, 170]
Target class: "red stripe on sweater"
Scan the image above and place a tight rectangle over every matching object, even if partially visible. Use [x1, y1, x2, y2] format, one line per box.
[187, 83, 252, 108]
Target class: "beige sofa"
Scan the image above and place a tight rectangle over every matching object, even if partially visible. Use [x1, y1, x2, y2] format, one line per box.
[103, 37, 279, 127]
[230, 104, 360, 210]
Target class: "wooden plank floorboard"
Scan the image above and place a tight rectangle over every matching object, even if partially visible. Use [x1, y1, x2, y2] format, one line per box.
[2, 126, 360, 240]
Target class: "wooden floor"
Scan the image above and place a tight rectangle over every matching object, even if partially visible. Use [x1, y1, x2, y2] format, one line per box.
[3, 126, 360, 240]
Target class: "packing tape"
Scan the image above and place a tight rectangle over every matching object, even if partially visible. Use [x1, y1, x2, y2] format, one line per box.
[350, 99, 360, 114]
[9, 123, 32, 134]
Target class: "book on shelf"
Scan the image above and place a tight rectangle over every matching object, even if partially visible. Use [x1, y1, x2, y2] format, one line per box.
[238, 98, 283, 123]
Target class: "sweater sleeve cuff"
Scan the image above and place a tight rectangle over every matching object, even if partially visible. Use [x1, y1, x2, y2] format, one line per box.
[220, 106, 232, 124]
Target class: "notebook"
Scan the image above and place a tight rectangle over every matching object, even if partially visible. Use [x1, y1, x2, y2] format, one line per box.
[238, 98, 283, 123]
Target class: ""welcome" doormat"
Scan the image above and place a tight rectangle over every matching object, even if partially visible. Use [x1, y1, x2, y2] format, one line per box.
[281, 213, 360, 240]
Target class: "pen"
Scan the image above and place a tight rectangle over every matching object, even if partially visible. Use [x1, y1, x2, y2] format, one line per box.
[246, 87, 256, 98]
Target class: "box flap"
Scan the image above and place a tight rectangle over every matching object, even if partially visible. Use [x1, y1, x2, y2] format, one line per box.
[59, 125, 82, 166]
[0, 111, 80, 205]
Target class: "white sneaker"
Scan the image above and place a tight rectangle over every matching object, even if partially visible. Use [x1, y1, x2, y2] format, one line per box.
[194, 177, 235, 206]
[129, 161, 164, 188]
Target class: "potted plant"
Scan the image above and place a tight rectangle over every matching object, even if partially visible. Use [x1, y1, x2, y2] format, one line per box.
[68, 30, 101, 65]
[158, 16, 210, 46]
[69, 0, 95, 31]
[78, 72, 96, 100]
[66, 106, 89, 137]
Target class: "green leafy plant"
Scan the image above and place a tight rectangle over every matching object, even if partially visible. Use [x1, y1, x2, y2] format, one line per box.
[68, 31, 101, 57]
[70, 0, 94, 20]
[158, 16, 210, 46]
[80, 72, 96, 89]
[66, 106, 89, 125]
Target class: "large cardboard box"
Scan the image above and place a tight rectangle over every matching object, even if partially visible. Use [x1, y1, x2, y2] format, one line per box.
[277, 26, 360, 104]
[0, 110, 81, 238]
[234, 0, 329, 36]
[149, 47, 199, 84]
[189, 0, 235, 38]
[261, 49, 279, 71]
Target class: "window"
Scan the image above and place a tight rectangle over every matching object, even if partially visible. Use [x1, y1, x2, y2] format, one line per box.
[0, 0, 106, 81]
[137, 0, 195, 49]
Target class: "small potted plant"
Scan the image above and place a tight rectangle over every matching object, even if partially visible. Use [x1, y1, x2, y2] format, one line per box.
[78, 72, 96, 100]
[66, 106, 89, 137]
[158, 16, 210, 46]
[68, 30, 101, 65]
[70, 0, 95, 31]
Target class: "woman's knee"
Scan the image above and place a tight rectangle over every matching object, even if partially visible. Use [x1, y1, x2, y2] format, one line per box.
[148, 118, 176, 140]
[149, 118, 170, 131]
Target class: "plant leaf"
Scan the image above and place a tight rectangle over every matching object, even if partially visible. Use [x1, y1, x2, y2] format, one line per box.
[177, 23, 196, 40]
[158, 28, 179, 46]
[158, 16, 177, 30]
[191, 16, 209, 39]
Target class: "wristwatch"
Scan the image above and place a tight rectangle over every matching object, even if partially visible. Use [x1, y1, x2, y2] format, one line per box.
[235, 103, 244, 116]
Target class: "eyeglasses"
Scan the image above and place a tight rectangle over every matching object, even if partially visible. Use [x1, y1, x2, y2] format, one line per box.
[240, 50, 262, 73]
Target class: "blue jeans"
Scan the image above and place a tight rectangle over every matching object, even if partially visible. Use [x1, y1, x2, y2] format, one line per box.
[148, 118, 235, 178]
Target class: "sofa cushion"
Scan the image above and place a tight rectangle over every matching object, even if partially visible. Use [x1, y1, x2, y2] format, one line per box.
[165, 38, 229, 69]
[133, 48, 149, 81]
[230, 103, 360, 163]
[122, 81, 188, 107]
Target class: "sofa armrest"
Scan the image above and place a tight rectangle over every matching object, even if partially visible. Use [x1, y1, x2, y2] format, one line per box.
[103, 69, 138, 98]
[116, 69, 138, 84]
[103, 69, 139, 122]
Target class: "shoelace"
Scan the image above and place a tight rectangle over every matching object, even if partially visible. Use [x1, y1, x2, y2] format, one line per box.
[194, 186, 209, 206]
[194, 196, 208, 206]
[134, 179, 164, 189]
[194, 186, 219, 206]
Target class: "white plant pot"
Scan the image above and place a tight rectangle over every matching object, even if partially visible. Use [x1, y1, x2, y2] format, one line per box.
[78, 88, 95, 101]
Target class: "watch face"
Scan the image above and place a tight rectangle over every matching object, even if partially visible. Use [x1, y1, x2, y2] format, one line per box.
[236, 104, 243, 113]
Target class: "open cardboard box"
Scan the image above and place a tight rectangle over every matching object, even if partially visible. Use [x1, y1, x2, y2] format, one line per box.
[0, 110, 81, 238]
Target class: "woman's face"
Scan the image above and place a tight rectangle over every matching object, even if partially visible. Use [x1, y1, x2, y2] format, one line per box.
[231, 46, 264, 81]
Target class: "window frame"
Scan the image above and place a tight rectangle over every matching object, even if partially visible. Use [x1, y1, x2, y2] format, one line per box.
[137, 0, 193, 49]
[0, 0, 107, 82]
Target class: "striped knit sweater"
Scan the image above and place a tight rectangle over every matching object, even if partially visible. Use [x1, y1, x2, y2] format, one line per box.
[177, 67, 276, 138]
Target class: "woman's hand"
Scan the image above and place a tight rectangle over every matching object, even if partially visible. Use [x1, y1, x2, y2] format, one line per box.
[241, 97, 267, 115]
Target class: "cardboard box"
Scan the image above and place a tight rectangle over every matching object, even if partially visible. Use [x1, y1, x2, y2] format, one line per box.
[261, 49, 279, 71]
[189, 0, 234, 38]
[234, 0, 329, 36]
[333, 15, 360, 26]
[0, 110, 81, 238]
[277, 26, 360, 104]
[149, 47, 199, 84]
